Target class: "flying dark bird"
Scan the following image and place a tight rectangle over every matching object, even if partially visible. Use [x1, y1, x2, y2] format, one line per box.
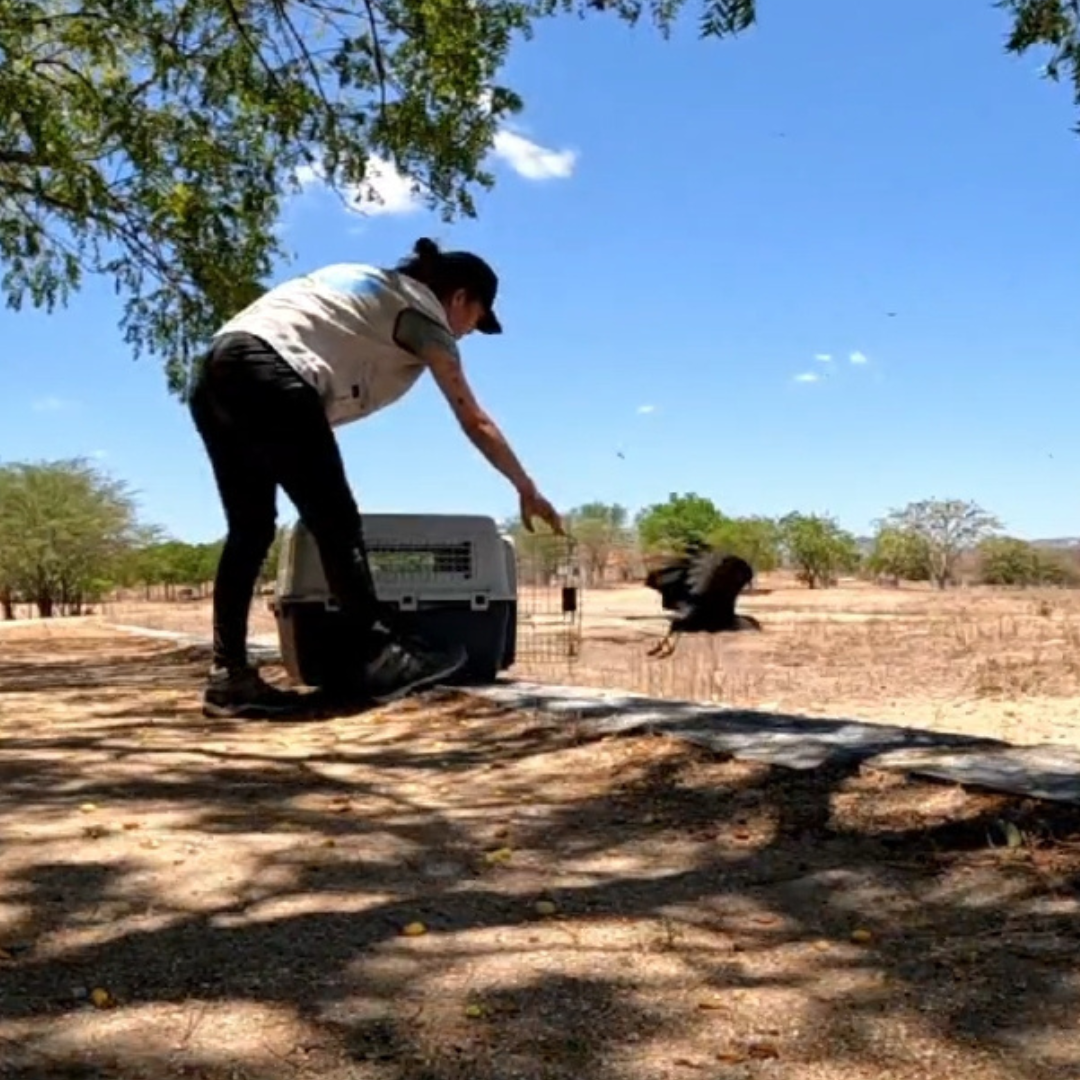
[644, 547, 762, 659]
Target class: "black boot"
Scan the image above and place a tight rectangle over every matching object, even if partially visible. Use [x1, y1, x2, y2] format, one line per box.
[202, 664, 309, 719]
[360, 624, 468, 705]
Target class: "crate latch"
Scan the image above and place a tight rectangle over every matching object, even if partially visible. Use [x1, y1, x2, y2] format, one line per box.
[397, 595, 419, 612]
[470, 593, 490, 611]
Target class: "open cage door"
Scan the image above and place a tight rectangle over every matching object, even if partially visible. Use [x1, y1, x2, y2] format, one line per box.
[507, 533, 583, 670]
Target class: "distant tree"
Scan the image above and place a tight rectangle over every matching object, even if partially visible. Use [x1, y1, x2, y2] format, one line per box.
[978, 536, 1079, 587]
[567, 502, 629, 584]
[779, 512, 862, 589]
[0, 466, 19, 618]
[503, 519, 566, 586]
[978, 537, 1037, 587]
[866, 525, 932, 585]
[260, 526, 289, 588]
[1036, 548, 1080, 586]
[636, 493, 724, 554]
[883, 499, 1001, 590]
[0, 458, 142, 616]
[119, 537, 226, 596]
[708, 515, 782, 572]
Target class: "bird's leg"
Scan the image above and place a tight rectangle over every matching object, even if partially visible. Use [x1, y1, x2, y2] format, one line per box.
[656, 632, 681, 658]
[646, 629, 680, 659]
[645, 628, 672, 657]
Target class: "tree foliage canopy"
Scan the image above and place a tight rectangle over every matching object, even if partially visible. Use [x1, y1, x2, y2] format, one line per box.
[977, 535, 1078, 587]
[636, 492, 724, 553]
[707, 514, 782, 572]
[0, 457, 142, 615]
[0, 458, 287, 616]
[0, 0, 755, 394]
[778, 512, 861, 590]
[866, 525, 931, 584]
[3, 0, 1074, 393]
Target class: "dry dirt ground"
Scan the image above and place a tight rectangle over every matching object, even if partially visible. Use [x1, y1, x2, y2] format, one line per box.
[2, 622, 1080, 1079]
[98, 579, 1080, 748]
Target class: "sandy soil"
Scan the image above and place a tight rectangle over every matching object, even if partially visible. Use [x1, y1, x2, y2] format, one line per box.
[92, 578, 1080, 749]
[1, 623, 1080, 1079]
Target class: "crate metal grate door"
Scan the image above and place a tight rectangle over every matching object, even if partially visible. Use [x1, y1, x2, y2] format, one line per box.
[511, 535, 583, 667]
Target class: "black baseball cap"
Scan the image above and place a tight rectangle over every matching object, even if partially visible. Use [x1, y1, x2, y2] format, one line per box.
[442, 250, 502, 335]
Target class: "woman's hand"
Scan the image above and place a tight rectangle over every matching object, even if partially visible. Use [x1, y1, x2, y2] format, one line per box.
[519, 483, 565, 535]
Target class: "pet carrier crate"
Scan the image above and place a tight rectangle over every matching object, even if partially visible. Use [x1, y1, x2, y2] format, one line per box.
[270, 513, 581, 689]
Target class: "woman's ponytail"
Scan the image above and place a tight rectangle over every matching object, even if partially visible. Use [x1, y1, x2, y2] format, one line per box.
[397, 237, 442, 286]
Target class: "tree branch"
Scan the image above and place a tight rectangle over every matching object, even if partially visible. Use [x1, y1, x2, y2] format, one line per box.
[361, 0, 390, 125]
[221, 0, 283, 87]
[0, 149, 39, 167]
[271, 0, 333, 110]
[0, 176, 184, 289]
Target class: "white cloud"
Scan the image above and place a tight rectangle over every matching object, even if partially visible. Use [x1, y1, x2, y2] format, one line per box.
[636, 404, 656, 414]
[793, 372, 821, 384]
[849, 350, 869, 365]
[479, 90, 576, 181]
[491, 130, 577, 180]
[294, 157, 424, 218]
[814, 353, 832, 363]
[293, 125, 576, 220]
[89, 449, 108, 460]
[32, 396, 76, 412]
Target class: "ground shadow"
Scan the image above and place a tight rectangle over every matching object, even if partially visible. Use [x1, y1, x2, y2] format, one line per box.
[485, 680, 1080, 799]
[1, 633, 1078, 1079]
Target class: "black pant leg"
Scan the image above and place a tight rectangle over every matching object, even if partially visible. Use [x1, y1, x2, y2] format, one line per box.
[190, 333, 384, 668]
[190, 346, 279, 671]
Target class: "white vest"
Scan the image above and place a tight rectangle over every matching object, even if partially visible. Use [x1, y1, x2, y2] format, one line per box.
[214, 263, 452, 427]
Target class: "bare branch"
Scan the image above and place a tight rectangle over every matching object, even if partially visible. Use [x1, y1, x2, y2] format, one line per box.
[221, 0, 283, 87]
[270, 0, 334, 111]
[361, 0, 391, 124]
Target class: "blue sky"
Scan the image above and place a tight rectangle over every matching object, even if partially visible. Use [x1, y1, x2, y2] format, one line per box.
[5, 0, 1080, 542]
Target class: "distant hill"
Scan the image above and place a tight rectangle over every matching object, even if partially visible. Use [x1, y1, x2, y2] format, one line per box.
[852, 535, 1080, 554]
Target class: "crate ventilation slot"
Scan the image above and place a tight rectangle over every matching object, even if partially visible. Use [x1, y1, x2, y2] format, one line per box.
[367, 541, 474, 581]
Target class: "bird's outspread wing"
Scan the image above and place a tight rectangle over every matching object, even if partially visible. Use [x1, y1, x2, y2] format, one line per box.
[686, 550, 754, 618]
[647, 563, 688, 592]
[645, 559, 693, 612]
